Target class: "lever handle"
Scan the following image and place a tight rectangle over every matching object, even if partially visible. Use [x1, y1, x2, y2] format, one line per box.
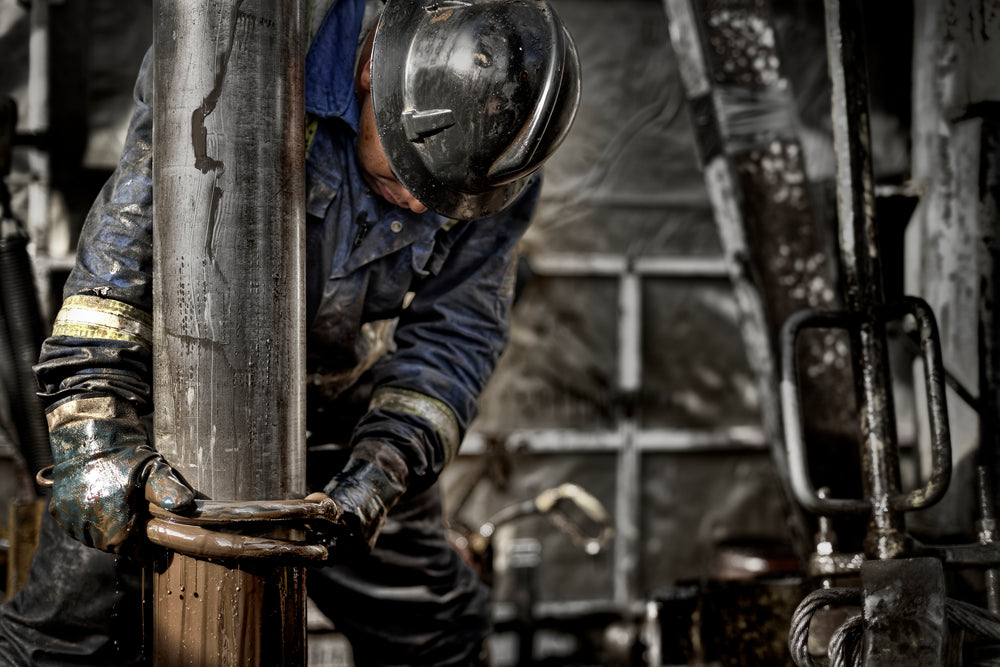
[779, 297, 951, 516]
[534, 483, 615, 555]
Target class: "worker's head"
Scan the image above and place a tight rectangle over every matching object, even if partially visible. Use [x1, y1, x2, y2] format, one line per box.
[355, 0, 581, 220]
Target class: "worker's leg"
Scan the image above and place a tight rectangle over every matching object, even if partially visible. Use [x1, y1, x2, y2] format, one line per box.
[0, 507, 144, 666]
[308, 483, 492, 667]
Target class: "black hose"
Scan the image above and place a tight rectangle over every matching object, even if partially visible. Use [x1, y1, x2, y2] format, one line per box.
[0, 223, 52, 484]
[0, 296, 19, 423]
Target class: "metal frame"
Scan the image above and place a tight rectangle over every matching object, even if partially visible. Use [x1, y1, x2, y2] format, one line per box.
[465, 250, 767, 608]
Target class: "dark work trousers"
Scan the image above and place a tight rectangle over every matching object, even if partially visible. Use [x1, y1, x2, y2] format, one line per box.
[0, 467, 491, 666]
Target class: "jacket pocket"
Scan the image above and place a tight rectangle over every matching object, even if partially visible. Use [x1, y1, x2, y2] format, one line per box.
[306, 167, 339, 219]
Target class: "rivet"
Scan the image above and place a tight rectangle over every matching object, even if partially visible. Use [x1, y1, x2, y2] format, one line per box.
[391, 220, 403, 233]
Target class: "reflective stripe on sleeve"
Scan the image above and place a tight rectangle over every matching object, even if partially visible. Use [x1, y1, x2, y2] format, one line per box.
[51, 295, 153, 350]
[369, 387, 462, 463]
[46, 395, 138, 432]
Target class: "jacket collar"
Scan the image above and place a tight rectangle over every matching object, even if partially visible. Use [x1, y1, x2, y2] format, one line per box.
[304, 0, 366, 132]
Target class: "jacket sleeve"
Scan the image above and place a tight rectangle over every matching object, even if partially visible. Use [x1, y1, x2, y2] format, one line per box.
[34, 48, 156, 409]
[351, 177, 541, 491]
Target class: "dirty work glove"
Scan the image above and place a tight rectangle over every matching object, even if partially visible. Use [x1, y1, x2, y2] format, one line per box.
[47, 394, 195, 554]
[323, 441, 408, 556]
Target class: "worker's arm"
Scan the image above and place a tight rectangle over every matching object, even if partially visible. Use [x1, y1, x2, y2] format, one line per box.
[34, 49, 194, 554]
[323, 176, 540, 550]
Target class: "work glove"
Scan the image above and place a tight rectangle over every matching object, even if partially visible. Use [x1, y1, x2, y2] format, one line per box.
[322, 440, 408, 557]
[47, 395, 196, 554]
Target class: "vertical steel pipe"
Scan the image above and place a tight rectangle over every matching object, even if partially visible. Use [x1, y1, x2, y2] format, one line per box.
[824, 0, 907, 559]
[151, 1, 305, 664]
[978, 120, 1000, 611]
[25, 0, 50, 252]
[613, 267, 640, 605]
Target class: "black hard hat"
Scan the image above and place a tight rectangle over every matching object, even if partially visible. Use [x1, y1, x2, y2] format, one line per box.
[370, 0, 581, 220]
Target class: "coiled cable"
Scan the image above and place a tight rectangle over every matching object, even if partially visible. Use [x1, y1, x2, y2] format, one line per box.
[789, 587, 861, 667]
[792, 587, 1000, 666]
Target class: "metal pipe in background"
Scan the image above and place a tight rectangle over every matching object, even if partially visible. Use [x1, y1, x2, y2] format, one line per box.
[25, 0, 51, 253]
[824, 0, 908, 560]
[151, 1, 305, 664]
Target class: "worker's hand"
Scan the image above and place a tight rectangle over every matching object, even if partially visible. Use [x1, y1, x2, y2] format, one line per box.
[47, 395, 195, 554]
[322, 443, 408, 556]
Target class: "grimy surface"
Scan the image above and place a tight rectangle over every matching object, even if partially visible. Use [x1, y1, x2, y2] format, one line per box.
[150, 0, 307, 664]
[153, 555, 306, 666]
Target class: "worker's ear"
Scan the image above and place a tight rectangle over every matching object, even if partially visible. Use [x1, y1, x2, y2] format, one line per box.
[356, 27, 376, 94]
[359, 58, 372, 93]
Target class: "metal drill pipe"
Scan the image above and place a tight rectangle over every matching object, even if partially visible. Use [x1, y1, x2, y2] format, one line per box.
[151, 1, 305, 664]
[824, 0, 907, 559]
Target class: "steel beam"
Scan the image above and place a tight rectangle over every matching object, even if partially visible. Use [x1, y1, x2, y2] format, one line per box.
[462, 424, 767, 455]
[663, 0, 851, 566]
[151, 1, 305, 664]
[25, 0, 50, 254]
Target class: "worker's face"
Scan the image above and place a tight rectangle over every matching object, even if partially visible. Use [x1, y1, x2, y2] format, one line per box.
[356, 57, 428, 213]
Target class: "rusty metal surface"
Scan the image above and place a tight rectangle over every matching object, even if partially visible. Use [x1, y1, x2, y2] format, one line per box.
[824, 0, 908, 560]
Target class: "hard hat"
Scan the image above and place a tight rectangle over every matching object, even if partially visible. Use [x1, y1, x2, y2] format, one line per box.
[370, 0, 581, 220]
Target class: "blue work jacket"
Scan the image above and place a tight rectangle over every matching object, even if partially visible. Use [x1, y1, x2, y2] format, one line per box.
[35, 0, 538, 491]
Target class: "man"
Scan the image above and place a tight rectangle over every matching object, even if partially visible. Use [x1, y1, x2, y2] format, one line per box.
[0, 0, 580, 664]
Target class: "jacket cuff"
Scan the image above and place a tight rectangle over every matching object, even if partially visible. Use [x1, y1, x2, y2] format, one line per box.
[350, 439, 410, 490]
[47, 394, 148, 464]
[367, 387, 461, 463]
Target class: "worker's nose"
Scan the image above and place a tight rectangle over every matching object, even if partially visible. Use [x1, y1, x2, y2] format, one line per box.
[402, 192, 427, 214]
